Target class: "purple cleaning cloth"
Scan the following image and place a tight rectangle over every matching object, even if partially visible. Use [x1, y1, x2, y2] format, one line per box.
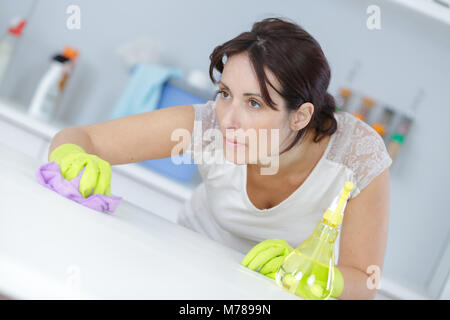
[35, 161, 122, 213]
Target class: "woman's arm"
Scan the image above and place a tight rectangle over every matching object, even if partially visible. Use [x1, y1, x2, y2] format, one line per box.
[48, 105, 195, 165]
[336, 168, 390, 300]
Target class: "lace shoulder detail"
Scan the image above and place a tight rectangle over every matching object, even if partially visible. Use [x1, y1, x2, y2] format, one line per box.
[187, 99, 220, 166]
[327, 111, 392, 196]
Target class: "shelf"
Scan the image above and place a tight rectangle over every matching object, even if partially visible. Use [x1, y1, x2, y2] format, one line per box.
[0, 98, 64, 140]
[389, 0, 450, 26]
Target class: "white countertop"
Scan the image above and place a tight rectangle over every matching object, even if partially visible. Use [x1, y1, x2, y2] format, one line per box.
[0, 143, 299, 300]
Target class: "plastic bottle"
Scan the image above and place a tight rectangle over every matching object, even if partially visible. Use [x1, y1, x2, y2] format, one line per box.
[352, 96, 375, 122]
[395, 115, 413, 137]
[371, 107, 395, 139]
[0, 18, 27, 88]
[335, 87, 352, 112]
[387, 133, 404, 162]
[28, 47, 79, 121]
[275, 181, 354, 300]
[387, 115, 412, 163]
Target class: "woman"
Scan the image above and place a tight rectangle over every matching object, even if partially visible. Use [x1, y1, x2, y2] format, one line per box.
[48, 17, 392, 299]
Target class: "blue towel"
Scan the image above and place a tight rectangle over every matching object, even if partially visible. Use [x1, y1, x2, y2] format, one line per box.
[110, 63, 183, 119]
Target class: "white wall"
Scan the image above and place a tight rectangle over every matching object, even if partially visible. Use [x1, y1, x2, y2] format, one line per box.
[0, 0, 449, 298]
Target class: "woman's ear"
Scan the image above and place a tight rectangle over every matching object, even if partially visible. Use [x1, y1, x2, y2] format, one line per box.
[289, 102, 314, 131]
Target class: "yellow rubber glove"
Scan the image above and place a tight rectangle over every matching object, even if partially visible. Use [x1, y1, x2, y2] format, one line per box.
[241, 239, 344, 298]
[241, 239, 294, 280]
[49, 143, 112, 198]
[332, 266, 344, 298]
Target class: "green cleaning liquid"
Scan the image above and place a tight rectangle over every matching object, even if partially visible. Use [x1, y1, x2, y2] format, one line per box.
[276, 226, 337, 300]
[275, 181, 354, 300]
[277, 253, 334, 299]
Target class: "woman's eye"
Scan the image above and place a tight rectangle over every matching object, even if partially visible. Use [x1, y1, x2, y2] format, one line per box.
[216, 90, 260, 109]
[219, 90, 229, 98]
[249, 99, 261, 109]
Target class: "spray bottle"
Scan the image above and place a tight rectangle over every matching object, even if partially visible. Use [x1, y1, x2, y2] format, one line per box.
[0, 18, 27, 88]
[275, 181, 354, 300]
[352, 96, 375, 122]
[28, 47, 79, 121]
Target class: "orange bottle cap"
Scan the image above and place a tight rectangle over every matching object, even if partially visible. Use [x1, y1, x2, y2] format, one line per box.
[372, 123, 386, 136]
[352, 112, 365, 122]
[62, 47, 79, 60]
[362, 97, 375, 107]
[340, 88, 352, 97]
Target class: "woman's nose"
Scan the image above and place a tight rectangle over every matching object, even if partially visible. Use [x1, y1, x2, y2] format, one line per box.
[221, 102, 242, 130]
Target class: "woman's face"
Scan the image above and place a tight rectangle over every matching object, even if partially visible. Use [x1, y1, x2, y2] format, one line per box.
[215, 51, 294, 166]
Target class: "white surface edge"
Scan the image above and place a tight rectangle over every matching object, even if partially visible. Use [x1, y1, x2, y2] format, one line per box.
[0, 98, 194, 202]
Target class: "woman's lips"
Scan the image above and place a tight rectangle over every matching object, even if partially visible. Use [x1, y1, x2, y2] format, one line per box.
[224, 137, 246, 147]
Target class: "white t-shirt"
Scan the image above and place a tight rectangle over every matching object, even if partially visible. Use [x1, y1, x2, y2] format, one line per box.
[177, 99, 393, 257]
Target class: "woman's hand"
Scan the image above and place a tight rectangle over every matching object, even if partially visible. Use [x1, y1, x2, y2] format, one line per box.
[241, 238, 344, 298]
[241, 239, 294, 279]
[49, 143, 112, 198]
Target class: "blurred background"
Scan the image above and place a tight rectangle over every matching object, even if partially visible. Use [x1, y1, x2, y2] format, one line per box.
[0, 0, 449, 299]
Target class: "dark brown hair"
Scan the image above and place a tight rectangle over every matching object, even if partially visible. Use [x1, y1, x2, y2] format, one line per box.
[209, 17, 337, 154]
